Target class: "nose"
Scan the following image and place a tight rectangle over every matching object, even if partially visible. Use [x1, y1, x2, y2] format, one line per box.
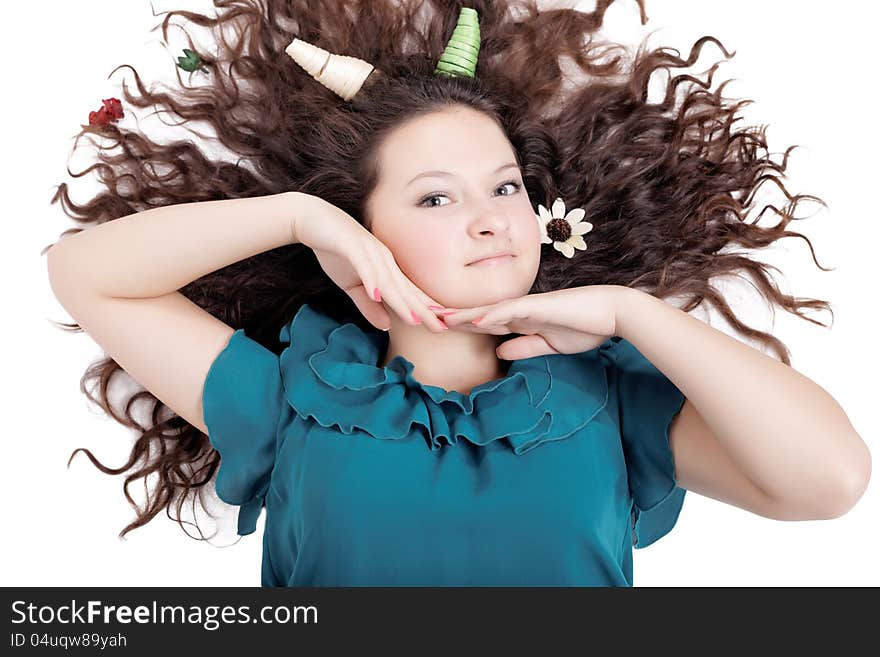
[470, 206, 511, 235]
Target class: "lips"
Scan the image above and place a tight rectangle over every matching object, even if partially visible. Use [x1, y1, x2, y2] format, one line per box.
[468, 252, 514, 265]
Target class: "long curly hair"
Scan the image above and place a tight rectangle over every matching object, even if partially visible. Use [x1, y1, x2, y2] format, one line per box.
[44, 0, 834, 540]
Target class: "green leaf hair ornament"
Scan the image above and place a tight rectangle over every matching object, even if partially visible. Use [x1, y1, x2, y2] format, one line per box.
[176, 48, 205, 73]
[284, 6, 480, 101]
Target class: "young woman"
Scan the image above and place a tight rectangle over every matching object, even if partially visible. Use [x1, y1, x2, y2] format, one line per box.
[45, 0, 870, 586]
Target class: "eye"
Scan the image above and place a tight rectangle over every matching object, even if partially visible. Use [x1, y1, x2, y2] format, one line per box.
[417, 179, 522, 208]
[496, 180, 521, 196]
[417, 193, 450, 209]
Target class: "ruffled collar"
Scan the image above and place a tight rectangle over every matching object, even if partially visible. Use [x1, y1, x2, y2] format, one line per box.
[277, 303, 612, 455]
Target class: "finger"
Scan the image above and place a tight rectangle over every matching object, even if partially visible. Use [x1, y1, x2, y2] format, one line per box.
[473, 323, 513, 335]
[415, 292, 459, 330]
[353, 249, 395, 329]
[380, 255, 448, 331]
[381, 273, 419, 327]
[434, 318, 502, 334]
[441, 304, 496, 327]
[349, 286, 391, 331]
[385, 269, 445, 330]
[410, 286, 461, 315]
[343, 249, 383, 327]
[365, 247, 420, 328]
[496, 334, 560, 361]
[408, 284, 446, 311]
[473, 298, 537, 332]
[402, 281, 450, 332]
[476, 298, 533, 327]
[380, 251, 448, 332]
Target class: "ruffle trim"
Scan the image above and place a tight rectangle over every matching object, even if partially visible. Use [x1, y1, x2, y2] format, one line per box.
[276, 304, 612, 455]
[236, 481, 269, 536]
[631, 485, 686, 549]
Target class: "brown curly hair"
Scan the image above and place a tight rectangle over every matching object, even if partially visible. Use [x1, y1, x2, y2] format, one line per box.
[43, 0, 834, 540]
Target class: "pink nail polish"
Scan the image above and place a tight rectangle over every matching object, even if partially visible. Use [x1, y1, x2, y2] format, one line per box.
[373, 288, 382, 302]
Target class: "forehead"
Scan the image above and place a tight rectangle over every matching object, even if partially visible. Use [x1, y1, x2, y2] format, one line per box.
[376, 107, 514, 183]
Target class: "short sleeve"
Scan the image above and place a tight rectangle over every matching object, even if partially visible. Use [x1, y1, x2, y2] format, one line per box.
[607, 337, 687, 549]
[202, 328, 286, 535]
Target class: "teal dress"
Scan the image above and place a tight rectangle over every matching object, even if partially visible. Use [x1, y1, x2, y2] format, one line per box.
[202, 303, 687, 586]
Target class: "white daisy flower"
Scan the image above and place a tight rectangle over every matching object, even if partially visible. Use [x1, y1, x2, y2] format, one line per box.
[536, 197, 593, 258]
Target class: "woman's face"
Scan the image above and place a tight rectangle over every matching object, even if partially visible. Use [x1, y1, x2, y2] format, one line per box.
[364, 105, 541, 310]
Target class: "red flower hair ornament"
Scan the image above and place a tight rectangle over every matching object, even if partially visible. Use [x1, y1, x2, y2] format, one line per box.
[88, 97, 124, 127]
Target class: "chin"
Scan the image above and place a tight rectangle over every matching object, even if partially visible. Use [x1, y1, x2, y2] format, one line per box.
[466, 283, 528, 306]
[430, 265, 534, 307]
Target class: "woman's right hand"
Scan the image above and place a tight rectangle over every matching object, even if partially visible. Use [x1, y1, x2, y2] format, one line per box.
[290, 193, 449, 332]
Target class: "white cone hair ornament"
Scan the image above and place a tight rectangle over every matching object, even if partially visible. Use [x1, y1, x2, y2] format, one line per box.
[284, 38, 375, 101]
[285, 7, 480, 102]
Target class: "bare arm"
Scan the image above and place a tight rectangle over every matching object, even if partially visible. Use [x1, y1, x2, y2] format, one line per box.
[48, 192, 302, 299]
[615, 286, 871, 520]
[47, 191, 310, 433]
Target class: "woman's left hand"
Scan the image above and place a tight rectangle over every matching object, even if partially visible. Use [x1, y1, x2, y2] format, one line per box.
[437, 285, 631, 361]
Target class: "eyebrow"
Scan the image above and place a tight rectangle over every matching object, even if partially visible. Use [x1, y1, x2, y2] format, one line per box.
[404, 162, 520, 188]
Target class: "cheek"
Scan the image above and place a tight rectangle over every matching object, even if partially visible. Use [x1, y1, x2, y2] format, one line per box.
[514, 207, 541, 258]
[382, 224, 458, 286]
[519, 211, 540, 245]
[520, 231, 542, 286]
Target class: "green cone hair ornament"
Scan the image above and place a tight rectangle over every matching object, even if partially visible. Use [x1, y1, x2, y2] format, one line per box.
[285, 7, 480, 101]
[433, 7, 481, 78]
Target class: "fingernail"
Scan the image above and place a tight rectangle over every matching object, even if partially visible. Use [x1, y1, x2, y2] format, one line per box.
[438, 319, 449, 330]
[472, 316, 485, 325]
[410, 311, 422, 325]
[373, 288, 382, 302]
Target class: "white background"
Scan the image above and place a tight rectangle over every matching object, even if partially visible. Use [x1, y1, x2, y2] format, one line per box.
[4, 0, 877, 586]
